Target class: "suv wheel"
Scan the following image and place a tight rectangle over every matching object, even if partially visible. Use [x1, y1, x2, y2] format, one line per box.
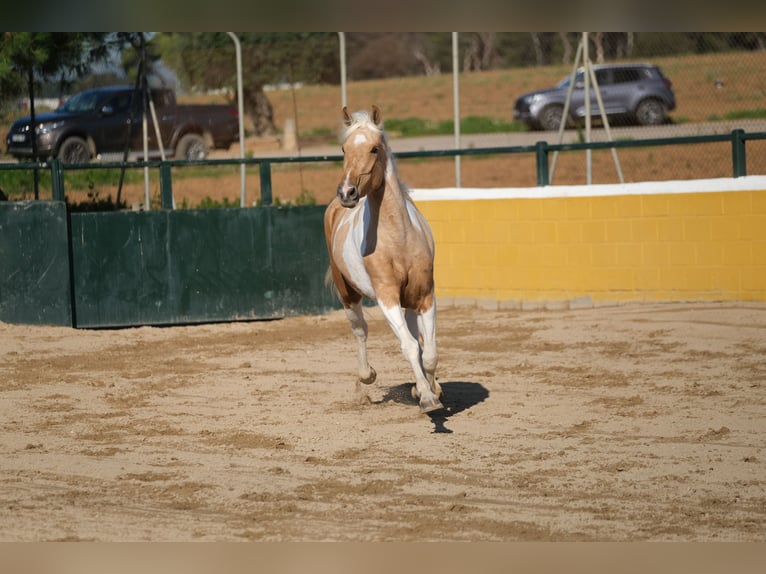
[635, 99, 666, 126]
[58, 137, 91, 164]
[538, 104, 565, 131]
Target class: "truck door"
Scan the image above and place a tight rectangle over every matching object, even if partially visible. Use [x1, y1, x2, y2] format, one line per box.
[148, 89, 176, 154]
[92, 90, 142, 154]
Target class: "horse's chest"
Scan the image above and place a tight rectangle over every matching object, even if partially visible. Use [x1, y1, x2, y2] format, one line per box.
[333, 210, 375, 298]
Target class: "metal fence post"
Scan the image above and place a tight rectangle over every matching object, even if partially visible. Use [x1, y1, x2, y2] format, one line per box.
[731, 129, 747, 178]
[259, 160, 272, 206]
[159, 163, 174, 209]
[535, 141, 550, 186]
[50, 159, 65, 201]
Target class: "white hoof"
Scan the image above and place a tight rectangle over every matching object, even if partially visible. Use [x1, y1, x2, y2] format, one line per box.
[419, 396, 445, 414]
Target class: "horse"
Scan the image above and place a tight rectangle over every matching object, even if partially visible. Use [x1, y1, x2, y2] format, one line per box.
[323, 105, 443, 414]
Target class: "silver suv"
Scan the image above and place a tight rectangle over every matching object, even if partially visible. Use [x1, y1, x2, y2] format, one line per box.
[513, 63, 676, 131]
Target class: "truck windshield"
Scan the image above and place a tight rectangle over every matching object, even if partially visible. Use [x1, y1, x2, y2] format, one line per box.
[57, 91, 105, 113]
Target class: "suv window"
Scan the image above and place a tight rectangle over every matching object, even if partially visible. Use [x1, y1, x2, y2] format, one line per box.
[594, 69, 611, 86]
[612, 68, 642, 84]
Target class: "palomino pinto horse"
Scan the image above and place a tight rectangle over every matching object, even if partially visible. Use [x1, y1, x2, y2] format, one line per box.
[324, 105, 443, 414]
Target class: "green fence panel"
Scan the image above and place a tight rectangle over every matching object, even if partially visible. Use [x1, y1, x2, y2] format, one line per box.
[268, 205, 338, 315]
[69, 206, 339, 328]
[0, 201, 72, 326]
[70, 210, 172, 327]
[165, 208, 275, 322]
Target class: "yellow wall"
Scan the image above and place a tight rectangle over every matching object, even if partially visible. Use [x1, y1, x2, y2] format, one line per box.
[414, 183, 766, 307]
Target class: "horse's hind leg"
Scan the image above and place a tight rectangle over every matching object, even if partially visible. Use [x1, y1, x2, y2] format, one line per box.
[417, 302, 440, 397]
[344, 301, 377, 386]
[405, 307, 440, 401]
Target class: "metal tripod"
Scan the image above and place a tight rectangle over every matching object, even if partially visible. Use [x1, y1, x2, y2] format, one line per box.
[550, 32, 623, 185]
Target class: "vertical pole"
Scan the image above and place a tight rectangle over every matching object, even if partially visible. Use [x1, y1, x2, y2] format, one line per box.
[452, 32, 461, 188]
[536, 141, 550, 186]
[159, 163, 174, 209]
[140, 35, 151, 210]
[583, 32, 592, 185]
[259, 161, 272, 206]
[226, 32, 247, 206]
[28, 67, 40, 200]
[338, 32, 347, 109]
[50, 159, 65, 201]
[731, 129, 746, 177]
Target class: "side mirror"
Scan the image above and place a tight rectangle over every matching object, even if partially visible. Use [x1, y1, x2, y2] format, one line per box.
[100, 104, 114, 116]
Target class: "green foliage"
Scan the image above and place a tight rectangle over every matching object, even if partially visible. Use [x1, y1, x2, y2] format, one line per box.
[271, 189, 317, 207]
[0, 169, 48, 199]
[384, 115, 523, 137]
[0, 33, 111, 107]
[196, 196, 240, 209]
[65, 190, 127, 212]
[724, 109, 766, 120]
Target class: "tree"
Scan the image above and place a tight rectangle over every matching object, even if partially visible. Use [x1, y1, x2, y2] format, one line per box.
[158, 33, 338, 136]
[0, 33, 110, 197]
[0, 33, 111, 108]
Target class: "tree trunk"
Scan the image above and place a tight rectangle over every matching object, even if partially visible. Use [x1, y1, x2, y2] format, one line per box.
[243, 85, 276, 136]
[559, 32, 573, 64]
[480, 32, 494, 69]
[413, 48, 440, 76]
[593, 32, 605, 64]
[530, 33, 543, 66]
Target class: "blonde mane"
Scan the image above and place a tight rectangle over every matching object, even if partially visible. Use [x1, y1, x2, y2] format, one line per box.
[342, 110, 408, 196]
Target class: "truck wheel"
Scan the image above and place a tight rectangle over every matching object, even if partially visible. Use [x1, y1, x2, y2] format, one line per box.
[58, 137, 91, 164]
[177, 134, 208, 161]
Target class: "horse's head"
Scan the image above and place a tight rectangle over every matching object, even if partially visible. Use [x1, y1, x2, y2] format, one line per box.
[336, 105, 388, 208]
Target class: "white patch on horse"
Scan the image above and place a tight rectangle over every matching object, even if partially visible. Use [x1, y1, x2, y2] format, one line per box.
[405, 200, 424, 233]
[339, 201, 375, 299]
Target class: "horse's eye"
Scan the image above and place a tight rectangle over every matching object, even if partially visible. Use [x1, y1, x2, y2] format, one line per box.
[371, 146, 379, 154]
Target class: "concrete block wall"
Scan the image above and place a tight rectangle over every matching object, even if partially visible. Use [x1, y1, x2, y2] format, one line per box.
[411, 176, 766, 308]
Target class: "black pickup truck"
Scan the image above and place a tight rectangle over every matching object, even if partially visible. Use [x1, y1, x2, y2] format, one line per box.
[5, 85, 239, 163]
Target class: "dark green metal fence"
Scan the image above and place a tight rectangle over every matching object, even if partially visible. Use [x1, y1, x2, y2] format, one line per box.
[26, 128, 766, 206]
[0, 201, 336, 328]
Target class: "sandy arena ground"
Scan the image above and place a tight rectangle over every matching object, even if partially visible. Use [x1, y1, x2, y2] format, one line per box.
[1, 301, 765, 541]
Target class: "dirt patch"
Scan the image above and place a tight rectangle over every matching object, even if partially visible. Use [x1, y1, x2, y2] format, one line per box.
[1, 302, 764, 541]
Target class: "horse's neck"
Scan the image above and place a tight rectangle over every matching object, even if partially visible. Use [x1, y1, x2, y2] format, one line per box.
[367, 164, 411, 231]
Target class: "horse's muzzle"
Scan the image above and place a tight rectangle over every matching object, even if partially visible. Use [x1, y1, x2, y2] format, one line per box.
[337, 182, 359, 208]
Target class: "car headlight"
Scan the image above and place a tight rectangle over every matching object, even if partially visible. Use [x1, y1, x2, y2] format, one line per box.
[36, 121, 64, 135]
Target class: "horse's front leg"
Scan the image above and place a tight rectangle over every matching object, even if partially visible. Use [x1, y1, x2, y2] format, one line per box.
[344, 301, 377, 386]
[380, 302, 443, 414]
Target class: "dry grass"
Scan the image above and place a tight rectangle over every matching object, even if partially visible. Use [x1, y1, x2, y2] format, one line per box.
[251, 52, 766, 136]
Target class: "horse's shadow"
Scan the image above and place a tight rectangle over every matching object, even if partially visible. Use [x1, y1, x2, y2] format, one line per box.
[380, 381, 489, 434]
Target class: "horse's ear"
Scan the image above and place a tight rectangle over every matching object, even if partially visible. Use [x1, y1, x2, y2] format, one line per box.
[342, 106, 353, 127]
[371, 105, 382, 127]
